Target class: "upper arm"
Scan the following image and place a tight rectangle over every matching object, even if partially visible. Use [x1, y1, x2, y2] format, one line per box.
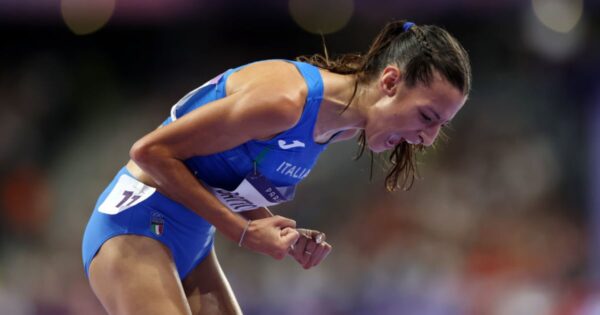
[131, 62, 308, 161]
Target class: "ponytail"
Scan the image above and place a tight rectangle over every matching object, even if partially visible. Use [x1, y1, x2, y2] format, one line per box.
[298, 20, 471, 191]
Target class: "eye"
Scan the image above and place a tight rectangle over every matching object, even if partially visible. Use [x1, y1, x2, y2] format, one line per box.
[420, 112, 432, 123]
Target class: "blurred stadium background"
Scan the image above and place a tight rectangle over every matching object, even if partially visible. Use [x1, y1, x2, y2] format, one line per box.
[1, 0, 599, 314]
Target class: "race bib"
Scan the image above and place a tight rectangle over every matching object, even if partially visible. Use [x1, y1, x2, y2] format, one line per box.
[208, 171, 295, 212]
[98, 174, 156, 215]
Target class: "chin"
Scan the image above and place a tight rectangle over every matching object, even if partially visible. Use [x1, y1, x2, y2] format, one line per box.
[365, 135, 384, 153]
[367, 142, 387, 153]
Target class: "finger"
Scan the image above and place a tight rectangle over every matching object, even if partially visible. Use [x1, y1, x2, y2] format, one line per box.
[281, 228, 300, 249]
[296, 228, 313, 239]
[281, 227, 295, 237]
[321, 242, 332, 261]
[313, 232, 326, 244]
[283, 227, 298, 252]
[291, 233, 308, 260]
[301, 240, 317, 267]
[313, 242, 333, 268]
[306, 243, 326, 269]
[271, 215, 297, 228]
[272, 227, 298, 259]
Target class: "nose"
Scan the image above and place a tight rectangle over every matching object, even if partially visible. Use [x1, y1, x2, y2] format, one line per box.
[420, 124, 441, 147]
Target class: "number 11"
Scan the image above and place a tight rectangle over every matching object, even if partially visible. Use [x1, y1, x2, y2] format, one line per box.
[115, 190, 141, 208]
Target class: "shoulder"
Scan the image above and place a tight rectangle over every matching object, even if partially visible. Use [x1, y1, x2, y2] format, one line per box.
[225, 60, 310, 129]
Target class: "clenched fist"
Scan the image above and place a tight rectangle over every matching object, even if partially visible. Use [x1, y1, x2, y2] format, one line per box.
[287, 228, 332, 269]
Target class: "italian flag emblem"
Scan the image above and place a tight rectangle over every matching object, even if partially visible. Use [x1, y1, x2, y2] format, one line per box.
[151, 212, 165, 236]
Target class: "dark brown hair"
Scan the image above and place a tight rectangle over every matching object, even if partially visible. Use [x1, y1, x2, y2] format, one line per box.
[297, 20, 472, 191]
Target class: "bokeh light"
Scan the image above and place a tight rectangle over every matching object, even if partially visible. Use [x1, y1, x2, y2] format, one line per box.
[61, 0, 115, 35]
[0, 166, 52, 236]
[524, 3, 585, 61]
[532, 0, 583, 34]
[2, 1, 600, 314]
[289, 0, 353, 35]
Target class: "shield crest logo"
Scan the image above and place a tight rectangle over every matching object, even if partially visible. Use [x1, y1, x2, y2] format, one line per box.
[151, 212, 165, 236]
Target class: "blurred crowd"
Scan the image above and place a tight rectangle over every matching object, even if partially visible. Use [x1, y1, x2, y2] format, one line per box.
[1, 1, 599, 314]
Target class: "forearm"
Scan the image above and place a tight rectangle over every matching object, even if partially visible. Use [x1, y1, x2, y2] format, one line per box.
[131, 152, 246, 242]
[241, 207, 274, 221]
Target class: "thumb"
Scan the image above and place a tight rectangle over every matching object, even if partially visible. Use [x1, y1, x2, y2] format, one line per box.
[280, 227, 300, 247]
[271, 215, 297, 229]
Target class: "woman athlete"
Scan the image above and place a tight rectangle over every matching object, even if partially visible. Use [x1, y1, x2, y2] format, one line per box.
[82, 20, 471, 314]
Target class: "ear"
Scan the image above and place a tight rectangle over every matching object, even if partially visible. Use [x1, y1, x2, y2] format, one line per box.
[379, 66, 402, 97]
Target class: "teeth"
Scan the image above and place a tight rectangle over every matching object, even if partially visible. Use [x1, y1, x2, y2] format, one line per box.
[406, 138, 422, 145]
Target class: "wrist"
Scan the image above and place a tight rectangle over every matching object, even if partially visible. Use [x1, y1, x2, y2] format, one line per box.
[213, 211, 248, 243]
[238, 219, 252, 247]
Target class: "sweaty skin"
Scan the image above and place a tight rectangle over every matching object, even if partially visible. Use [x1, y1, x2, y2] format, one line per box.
[90, 60, 464, 315]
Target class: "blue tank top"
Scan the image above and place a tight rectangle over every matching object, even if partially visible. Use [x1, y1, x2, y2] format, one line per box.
[163, 60, 331, 194]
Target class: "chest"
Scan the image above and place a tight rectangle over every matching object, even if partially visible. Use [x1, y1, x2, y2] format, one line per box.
[222, 138, 325, 187]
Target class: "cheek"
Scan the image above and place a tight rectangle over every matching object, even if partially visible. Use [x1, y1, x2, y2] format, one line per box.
[402, 108, 425, 130]
[365, 102, 409, 138]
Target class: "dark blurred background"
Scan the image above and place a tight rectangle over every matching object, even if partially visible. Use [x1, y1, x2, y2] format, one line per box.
[1, 0, 599, 314]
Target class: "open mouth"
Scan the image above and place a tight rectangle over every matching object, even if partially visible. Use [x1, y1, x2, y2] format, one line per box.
[405, 139, 417, 145]
[405, 137, 422, 145]
[385, 136, 402, 149]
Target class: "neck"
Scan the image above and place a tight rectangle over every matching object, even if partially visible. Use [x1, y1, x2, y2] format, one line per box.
[313, 70, 376, 143]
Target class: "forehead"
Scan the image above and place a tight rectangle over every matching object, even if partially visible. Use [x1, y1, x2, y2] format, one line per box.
[411, 72, 466, 119]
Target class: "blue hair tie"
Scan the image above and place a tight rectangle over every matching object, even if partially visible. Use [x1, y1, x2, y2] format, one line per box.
[403, 22, 415, 32]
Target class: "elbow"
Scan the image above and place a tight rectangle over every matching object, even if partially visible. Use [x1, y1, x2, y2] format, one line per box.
[130, 138, 161, 167]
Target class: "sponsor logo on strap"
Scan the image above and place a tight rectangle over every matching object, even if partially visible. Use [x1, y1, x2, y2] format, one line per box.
[278, 140, 305, 150]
